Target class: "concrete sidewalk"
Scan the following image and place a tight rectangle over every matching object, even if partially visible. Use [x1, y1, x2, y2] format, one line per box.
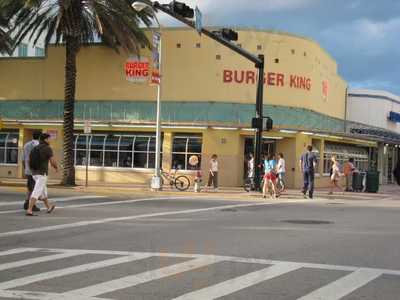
[1, 177, 399, 200]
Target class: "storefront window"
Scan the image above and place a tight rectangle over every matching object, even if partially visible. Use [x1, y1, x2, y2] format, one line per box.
[73, 133, 162, 169]
[172, 135, 202, 170]
[0, 132, 19, 164]
[312, 139, 321, 174]
[323, 142, 369, 174]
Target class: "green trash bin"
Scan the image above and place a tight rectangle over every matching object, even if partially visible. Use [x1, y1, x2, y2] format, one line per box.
[366, 171, 380, 193]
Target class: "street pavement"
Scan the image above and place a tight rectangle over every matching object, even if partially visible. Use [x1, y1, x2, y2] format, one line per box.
[0, 184, 399, 299]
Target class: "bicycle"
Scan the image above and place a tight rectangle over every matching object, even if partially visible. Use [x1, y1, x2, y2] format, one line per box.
[160, 169, 191, 191]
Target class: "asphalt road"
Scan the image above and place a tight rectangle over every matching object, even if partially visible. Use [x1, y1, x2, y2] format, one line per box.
[0, 186, 399, 300]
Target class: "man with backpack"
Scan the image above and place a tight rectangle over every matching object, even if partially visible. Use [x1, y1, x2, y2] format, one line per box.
[299, 145, 318, 199]
[26, 133, 58, 216]
[22, 131, 41, 211]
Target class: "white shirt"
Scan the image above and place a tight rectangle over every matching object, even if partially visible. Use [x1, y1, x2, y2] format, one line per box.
[210, 159, 218, 172]
[22, 139, 39, 176]
[248, 158, 254, 177]
[277, 158, 286, 173]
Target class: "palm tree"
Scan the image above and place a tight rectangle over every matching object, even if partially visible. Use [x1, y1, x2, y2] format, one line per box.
[0, 0, 153, 185]
[0, 11, 12, 54]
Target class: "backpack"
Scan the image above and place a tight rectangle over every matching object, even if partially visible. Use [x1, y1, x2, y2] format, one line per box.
[29, 145, 41, 171]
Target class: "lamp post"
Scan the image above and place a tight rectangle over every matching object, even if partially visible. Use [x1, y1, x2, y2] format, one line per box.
[132, 1, 163, 190]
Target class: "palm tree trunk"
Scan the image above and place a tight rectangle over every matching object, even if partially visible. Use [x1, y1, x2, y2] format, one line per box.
[61, 36, 79, 186]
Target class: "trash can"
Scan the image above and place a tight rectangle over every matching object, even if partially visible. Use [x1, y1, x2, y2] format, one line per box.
[365, 171, 380, 193]
[352, 172, 364, 192]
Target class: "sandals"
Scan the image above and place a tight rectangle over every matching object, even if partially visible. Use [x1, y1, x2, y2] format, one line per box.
[26, 212, 38, 217]
[47, 205, 56, 214]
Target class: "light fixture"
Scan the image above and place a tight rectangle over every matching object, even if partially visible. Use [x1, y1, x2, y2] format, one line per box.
[111, 124, 156, 128]
[162, 125, 207, 130]
[315, 134, 330, 138]
[242, 128, 256, 132]
[211, 127, 238, 130]
[131, 0, 153, 12]
[21, 122, 60, 126]
[263, 136, 284, 140]
[279, 129, 298, 134]
[301, 131, 314, 135]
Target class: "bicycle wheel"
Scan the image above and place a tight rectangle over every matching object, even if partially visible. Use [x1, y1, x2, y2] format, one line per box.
[174, 175, 190, 191]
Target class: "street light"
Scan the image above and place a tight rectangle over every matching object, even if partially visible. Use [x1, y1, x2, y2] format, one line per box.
[132, 0, 163, 190]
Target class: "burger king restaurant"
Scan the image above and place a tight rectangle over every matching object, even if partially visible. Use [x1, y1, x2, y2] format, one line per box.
[0, 28, 391, 188]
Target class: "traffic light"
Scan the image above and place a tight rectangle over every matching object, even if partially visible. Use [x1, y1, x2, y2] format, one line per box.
[265, 117, 273, 131]
[171, 1, 194, 18]
[221, 28, 238, 41]
[251, 117, 273, 131]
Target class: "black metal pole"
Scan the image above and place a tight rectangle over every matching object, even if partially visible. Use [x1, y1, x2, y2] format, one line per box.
[152, 1, 266, 189]
[254, 55, 264, 190]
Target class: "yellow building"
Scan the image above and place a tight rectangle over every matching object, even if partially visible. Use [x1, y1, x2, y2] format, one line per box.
[0, 28, 378, 188]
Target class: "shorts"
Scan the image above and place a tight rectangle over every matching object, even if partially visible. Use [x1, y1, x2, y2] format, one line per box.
[27, 175, 35, 192]
[264, 172, 277, 182]
[31, 175, 48, 200]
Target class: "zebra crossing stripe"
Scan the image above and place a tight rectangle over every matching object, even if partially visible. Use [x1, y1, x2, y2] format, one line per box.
[297, 268, 383, 300]
[0, 289, 110, 300]
[0, 253, 152, 290]
[64, 257, 221, 297]
[172, 262, 303, 300]
[0, 251, 82, 271]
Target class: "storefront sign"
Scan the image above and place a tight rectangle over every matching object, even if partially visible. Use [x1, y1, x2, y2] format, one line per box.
[389, 111, 400, 123]
[125, 56, 149, 83]
[223, 69, 312, 91]
[150, 32, 161, 85]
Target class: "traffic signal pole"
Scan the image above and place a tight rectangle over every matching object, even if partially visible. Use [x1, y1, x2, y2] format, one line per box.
[153, 1, 265, 189]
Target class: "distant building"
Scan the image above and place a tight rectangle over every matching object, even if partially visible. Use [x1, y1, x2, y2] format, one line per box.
[347, 89, 400, 184]
[0, 34, 45, 57]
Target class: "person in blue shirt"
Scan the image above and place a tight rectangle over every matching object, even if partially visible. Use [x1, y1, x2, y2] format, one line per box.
[299, 145, 318, 199]
[262, 153, 278, 199]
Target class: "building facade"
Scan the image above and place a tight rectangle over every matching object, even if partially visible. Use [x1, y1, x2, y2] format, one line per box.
[347, 89, 400, 184]
[0, 28, 397, 188]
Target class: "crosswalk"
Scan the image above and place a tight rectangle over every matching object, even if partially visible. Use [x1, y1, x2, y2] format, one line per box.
[0, 247, 399, 300]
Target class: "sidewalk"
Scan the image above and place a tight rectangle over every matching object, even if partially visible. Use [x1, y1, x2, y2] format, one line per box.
[1, 177, 399, 199]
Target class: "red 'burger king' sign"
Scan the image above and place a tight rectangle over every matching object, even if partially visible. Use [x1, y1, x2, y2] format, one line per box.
[125, 56, 149, 83]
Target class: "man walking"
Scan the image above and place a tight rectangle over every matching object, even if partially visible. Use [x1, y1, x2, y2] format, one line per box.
[22, 131, 41, 211]
[299, 145, 317, 199]
[26, 133, 58, 216]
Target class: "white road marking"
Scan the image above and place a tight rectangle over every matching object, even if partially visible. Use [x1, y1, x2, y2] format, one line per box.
[0, 251, 82, 271]
[0, 197, 159, 215]
[172, 262, 303, 300]
[0, 248, 399, 300]
[0, 195, 106, 206]
[0, 253, 152, 290]
[297, 268, 383, 300]
[0, 195, 255, 215]
[0, 289, 111, 300]
[65, 257, 221, 297]
[0, 248, 37, 256]
[0, 201, 303, 238]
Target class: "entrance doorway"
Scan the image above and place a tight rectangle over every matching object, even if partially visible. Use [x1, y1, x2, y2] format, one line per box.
[243, 137, 276, 178]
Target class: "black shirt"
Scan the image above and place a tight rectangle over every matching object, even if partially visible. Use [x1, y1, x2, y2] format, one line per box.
[32, 142, 54, 176]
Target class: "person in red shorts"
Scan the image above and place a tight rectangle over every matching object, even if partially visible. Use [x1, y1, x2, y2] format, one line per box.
[262, 154, 278, 199]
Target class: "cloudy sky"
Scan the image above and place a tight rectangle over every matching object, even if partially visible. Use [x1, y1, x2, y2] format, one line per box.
[158, 0, 400, 95]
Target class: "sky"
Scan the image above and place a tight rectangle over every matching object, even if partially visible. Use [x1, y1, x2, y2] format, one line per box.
[157, 0, 400, 96]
